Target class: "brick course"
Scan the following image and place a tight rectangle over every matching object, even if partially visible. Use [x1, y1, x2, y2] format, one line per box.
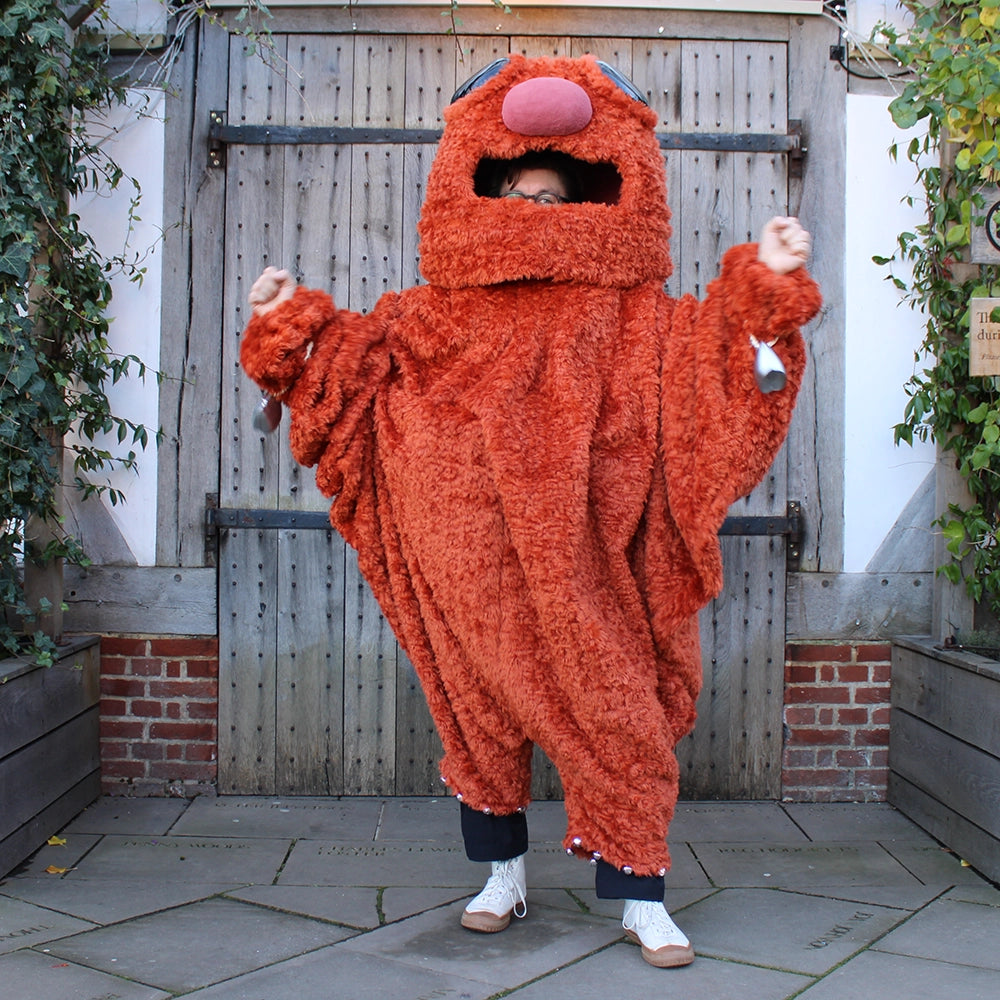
[98, 635, 892, 801]
[781, 642, 892, 802]
[99, 636, 219, 796]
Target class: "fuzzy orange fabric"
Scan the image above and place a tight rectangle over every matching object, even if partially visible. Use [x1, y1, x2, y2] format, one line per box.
[240, 55, 822, 876]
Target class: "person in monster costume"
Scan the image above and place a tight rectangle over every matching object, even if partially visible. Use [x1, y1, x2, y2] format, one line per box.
[240, 54, 821, 968]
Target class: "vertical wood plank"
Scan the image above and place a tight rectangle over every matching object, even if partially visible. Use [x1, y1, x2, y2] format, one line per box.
[403, 144, 436, 287]
[217, 34, 289, 795]
[570, 36, 633, 76]
[157, 21, 230, 567]
[512, 36, 571, 58]
[286, 34, 353, 127]
[275, 528, 346, 794]
[787, 13, 845, 573]
[455, 34, 510, 77]
[395, 652, 443, 795]
[733, 41, 786, 244]
[679, 40, 735, 298]
[631, 39, 681, 296]
[218, 528, 278, 794]
[343, 548, 398, 794]
[353, 34, 407, 127]
[405, 35, 455, 129]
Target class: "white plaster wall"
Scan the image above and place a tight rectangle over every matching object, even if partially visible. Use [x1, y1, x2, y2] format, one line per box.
[843, 92, 935, 572]
[74, 89, 165, 566]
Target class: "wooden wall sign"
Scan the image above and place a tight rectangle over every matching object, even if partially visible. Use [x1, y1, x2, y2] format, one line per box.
[970, 297, 1000, 375]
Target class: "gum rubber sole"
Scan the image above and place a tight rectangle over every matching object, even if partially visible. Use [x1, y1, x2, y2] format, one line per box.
[624, 928, 695, 968]
[461, 908, 513, 933]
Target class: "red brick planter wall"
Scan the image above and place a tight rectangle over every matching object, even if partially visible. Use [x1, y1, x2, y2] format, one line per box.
[98, 637, 892, 800]
[100, 637, 219, 796]
[782, 642, 892, 802]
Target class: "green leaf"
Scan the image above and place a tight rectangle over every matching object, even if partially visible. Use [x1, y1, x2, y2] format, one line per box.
[888, 96, 919, 130]
[0, 240, 33, 280]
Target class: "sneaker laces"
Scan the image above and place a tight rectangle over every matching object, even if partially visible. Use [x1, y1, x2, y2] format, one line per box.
[472, 858, 527, 918]
[623, 900, 690, 949]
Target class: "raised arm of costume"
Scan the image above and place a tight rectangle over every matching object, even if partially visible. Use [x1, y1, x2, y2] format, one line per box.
[660, 243, 821, 594]
[239, 287, 395, 503]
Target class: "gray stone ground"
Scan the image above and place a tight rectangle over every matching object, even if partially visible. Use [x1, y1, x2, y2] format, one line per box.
[1, 797, 998, 999]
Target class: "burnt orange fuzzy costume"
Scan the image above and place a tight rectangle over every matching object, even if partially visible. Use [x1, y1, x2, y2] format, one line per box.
[241, 55, 821, 877]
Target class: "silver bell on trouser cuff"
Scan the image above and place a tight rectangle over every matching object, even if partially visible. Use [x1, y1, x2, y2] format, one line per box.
[252, 393, 282, 433]
[751, 335, 786, 394]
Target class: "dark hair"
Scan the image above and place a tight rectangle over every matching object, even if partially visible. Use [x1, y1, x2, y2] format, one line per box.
[488, 150, 584, 203]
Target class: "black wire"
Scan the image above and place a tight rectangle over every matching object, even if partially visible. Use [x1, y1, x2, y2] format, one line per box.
[833, 48, 912, 81]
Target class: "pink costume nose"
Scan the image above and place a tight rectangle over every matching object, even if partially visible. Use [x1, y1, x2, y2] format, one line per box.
[501, 77, 593, 136]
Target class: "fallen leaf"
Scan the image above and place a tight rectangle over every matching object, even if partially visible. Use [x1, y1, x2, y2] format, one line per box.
[44, 865, 74, 875]
[961, 859, 972, 867]
[46, 835, 67, 847]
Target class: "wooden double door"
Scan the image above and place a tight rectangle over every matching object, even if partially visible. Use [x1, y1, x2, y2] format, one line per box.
[211, 17, 800, 799]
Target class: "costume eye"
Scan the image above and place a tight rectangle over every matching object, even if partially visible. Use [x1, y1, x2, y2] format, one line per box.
[450, 58, 511, 104]
[596, 61, 649, 105]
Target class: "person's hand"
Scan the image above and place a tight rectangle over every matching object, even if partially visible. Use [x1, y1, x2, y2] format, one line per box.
[757, 217, 811, 275]
[248, 266, 296, 316]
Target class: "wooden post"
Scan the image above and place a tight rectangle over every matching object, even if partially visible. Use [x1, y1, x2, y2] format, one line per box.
[21, 435, 64, 646]
[932, 441, 975, 643]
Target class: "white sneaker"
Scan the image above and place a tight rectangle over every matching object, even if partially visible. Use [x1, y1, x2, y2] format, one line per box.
[622, 899, 695, 967]
[461, 855, 527, 933]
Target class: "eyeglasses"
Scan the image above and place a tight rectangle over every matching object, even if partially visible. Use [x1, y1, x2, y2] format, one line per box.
[501, 189, 568, 206]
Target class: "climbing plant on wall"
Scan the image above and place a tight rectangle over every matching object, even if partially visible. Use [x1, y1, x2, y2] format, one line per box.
[0, 0, 162, 662]
[878, 0, 1000, 621]
[0, 0, 280, 662]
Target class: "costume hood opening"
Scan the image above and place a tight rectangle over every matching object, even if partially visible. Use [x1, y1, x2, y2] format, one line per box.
[417, 55, 673, 290]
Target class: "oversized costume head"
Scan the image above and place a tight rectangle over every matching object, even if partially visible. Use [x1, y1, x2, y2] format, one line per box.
[417, 55, 673, 289]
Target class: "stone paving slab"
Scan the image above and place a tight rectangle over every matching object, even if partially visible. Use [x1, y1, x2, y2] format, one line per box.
[181, 943, 497, 1000]
[873, 896, 1000, 970]
[0, 948, 171, 1000]
[277, 841, 479, 887]
[942, 882, 1000, 906]
[376, 797, 463, 843]
[782, 803, 935, 842]
[171, 795, 383, 840]
[524, 799, 570, 842]
[2, 877, 243, 925]
[62, 834, 290, 884]
[794, 950, 1000, 1000]
[382, 886, 471, 923]
[777, 883, 946, 912]
[226, 885, 381, 928]
[377, 797, 571, 844]
[677, 887, 911, 976]
[62, 797, 190, 837]
[225, 883, 468, 928]
[45, 896, 354, 994]
[532, 885, 718, 920]
[8, 833, 101, 877]
[670, 802, 808, 843]
[503, 940, 814, 1000]
[880, 841, 990, 886]
[340, 899, 624, 989]
[693, 841, 922, 888]
[0, 895, 95, 954]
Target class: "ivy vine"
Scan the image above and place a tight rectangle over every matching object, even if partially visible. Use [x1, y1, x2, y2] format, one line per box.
[878, 1, 1000, 620]
[0, 0, 167, 662]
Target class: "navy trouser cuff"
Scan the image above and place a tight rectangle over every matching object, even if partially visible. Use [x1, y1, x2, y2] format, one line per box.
[594, 859, 665, 901]
[460, 802, 529, 862]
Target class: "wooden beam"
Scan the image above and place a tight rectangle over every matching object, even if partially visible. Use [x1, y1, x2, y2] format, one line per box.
[63, 566, 216, 636]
